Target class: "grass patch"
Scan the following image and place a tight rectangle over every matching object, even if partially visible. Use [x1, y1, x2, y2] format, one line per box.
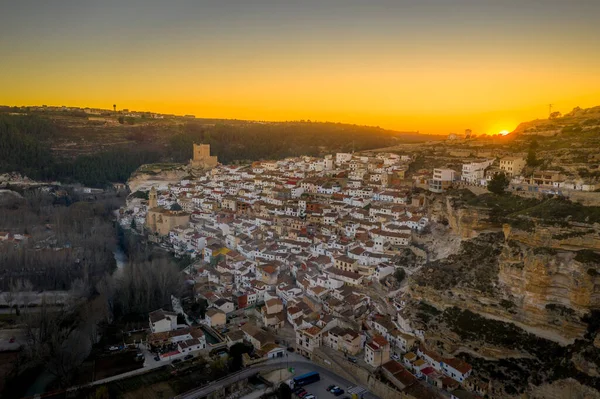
[512, 198, 600, 224]
[450, 189, 600, 228]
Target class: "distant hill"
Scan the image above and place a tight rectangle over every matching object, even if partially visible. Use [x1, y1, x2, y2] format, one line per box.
[0, 107, 442, 187]
[513, 105, 600, 137]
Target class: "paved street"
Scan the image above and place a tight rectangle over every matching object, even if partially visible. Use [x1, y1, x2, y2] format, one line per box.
[174, 352, 379, 399]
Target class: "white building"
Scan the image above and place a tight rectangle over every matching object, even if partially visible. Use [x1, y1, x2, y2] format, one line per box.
[335, 153, 353, 165]
[149, 309, 178, 333]
[461, 160, 494, 184]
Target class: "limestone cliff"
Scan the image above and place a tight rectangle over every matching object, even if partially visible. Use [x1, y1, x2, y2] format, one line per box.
[443, 196, 499, 239]
[412, 226, 600, 343]
[498, 236, 600, 341]
[127, 163, 189, 192]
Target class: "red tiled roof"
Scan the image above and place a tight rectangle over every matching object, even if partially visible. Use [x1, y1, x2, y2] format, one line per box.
[443, 357, 472, 374]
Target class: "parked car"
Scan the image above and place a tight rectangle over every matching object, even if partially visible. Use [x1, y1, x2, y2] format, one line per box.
[326, 385, 336, 392]
[347, 356, 357, 363]
[108, 346, 119, 351]
[299, 391, 310, 398]
[184, 354, 194, 360]
[293, 387, 304, 394]
[332, 388, 344, 396]
[304, 395, 315, 399]
[154, 355, 161, 361]
[391, 354, 400, 361]
[172, 359, 182, 364]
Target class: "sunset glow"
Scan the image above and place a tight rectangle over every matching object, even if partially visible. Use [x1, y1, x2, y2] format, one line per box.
[1, 1, 599, 134]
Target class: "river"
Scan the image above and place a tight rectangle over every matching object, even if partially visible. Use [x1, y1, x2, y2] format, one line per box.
[113, 245, 128, 273]
[24, 245, 129, 396]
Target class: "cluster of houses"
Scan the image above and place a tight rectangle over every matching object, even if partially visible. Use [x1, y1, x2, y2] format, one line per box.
[146, 309, 208, 360]
[417, 155, 598, 193]
[120, 148, 529, 397]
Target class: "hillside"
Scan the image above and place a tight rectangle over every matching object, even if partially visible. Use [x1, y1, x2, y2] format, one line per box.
[513, 105, 600, 137]
[0, 107, 442, 187]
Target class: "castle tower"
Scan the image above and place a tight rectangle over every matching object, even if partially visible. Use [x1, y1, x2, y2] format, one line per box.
[148, 186, 158, 209]
[191, 143, 218, 169]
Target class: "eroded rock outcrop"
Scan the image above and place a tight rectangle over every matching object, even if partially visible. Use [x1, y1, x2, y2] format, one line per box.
[127, 163, 189, 192]
[412, 226, 600, 343]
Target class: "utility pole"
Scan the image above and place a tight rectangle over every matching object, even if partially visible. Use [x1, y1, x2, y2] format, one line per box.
[548, 103, 553, 117]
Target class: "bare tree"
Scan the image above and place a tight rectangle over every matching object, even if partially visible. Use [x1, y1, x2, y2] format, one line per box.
[2, 288, 15, 315]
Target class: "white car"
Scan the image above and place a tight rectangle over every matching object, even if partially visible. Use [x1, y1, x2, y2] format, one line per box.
[108, 346, 120, 351]
[391, 354, 400, 361]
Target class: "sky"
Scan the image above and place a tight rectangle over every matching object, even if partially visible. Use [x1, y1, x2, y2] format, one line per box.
[1, 0, 599, 134]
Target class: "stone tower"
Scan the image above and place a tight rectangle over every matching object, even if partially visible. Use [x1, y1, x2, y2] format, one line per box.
[191, 143, 218, 169]
[148, 186, 158, 209]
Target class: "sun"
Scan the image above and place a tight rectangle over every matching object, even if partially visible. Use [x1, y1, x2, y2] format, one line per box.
[499, 130, 510, 136]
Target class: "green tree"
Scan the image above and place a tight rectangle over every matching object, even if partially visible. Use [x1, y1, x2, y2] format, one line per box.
[277, 383, 292, 399]
[488, 172, 510, 195]
[394, 267, 406, 283]
[170, 203, 182, 211]
[228, 342, 251, 372]
[118, 116, 125, 124]
[526, 139, 541, 168]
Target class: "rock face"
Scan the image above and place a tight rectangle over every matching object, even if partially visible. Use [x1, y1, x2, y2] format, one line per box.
[530, 378, 600, 399]
[443, 197, 498, 239]
[412, 225, 600, 343]
[127, 164, 189, 192]
[498, 237, 600, 341]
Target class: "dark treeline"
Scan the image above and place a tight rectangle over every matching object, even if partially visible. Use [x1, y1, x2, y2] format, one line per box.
[0, 114, 160, 187]
[57, 150, 161, 187]
[0, 189, 122, 291]
[1, 113, 431, 187]
[169, 121, 419, 163]
[0, 114, 56, 179]
[1, 189, 184, 397]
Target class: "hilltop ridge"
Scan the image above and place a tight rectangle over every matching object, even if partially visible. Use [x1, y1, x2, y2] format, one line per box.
[513, 105, 600, 136]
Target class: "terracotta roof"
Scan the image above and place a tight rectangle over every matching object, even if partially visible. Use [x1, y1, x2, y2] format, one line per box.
[206, 308, 225, 317]
[420, 346, 443, 363]
[443, 357, 472, 374]
[225, 330, 245, 341]
[266, 298, 283, 308]
[149, 309, 177, 324]
[261, 265, 278, 274]
[372, 335, 389, 347]
[382, 360, 417, 387]
[303, 326, 322, 336]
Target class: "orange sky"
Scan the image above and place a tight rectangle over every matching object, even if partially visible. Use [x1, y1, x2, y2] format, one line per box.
[1, 1, 599, 134]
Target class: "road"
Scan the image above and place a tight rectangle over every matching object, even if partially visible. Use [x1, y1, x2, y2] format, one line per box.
[174, 352, 379, 399]
[89, 343, 193, 386]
